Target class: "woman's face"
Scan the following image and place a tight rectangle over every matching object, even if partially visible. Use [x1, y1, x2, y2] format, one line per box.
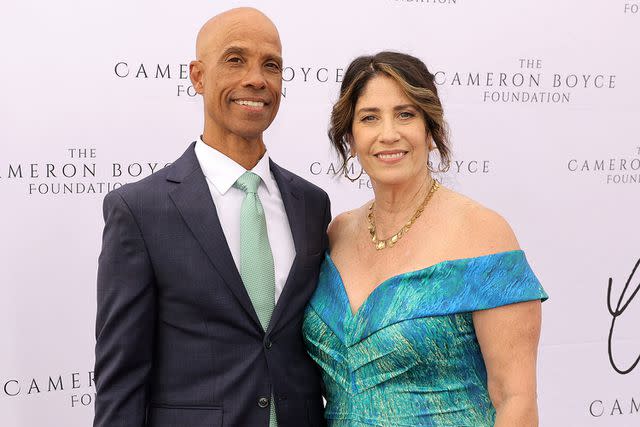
[351, 75, 430, 187]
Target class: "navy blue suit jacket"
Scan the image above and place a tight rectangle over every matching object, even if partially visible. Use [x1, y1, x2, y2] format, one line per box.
[94, 143, 330, 427]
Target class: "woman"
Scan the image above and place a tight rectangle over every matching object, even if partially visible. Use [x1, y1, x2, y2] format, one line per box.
[302, 51, 548, 426]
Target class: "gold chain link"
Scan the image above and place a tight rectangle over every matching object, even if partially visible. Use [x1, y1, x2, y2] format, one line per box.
[367, 180, 440, 251]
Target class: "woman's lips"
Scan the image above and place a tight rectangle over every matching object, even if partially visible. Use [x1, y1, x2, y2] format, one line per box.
[374, 151, 407, 163]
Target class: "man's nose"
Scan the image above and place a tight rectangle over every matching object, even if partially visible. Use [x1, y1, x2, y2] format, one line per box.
[242, 63, 267, 89]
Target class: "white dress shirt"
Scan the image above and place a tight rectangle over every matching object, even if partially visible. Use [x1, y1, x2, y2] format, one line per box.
[194, 137, 295, 303]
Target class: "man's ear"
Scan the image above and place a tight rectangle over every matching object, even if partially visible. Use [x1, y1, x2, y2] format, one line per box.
[189, 61, 205, 94]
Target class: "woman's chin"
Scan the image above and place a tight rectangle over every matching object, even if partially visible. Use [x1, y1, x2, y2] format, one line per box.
[366, 171, 418, 188]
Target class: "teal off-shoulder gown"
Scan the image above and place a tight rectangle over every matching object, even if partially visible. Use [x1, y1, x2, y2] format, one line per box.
[302, 250, 548, 426]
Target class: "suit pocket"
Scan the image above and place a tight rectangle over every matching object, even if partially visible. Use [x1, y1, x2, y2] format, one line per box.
[147, 404, 223, 427]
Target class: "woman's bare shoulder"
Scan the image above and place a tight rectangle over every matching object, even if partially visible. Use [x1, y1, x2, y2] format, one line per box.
[327, 203, 370, 248]
[439, 187, 520, 255]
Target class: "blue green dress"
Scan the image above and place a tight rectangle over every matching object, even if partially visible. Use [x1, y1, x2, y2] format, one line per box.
[302, 250, 548, 426]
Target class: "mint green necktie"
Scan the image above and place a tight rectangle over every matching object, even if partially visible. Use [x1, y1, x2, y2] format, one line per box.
[233, 171, 278, 427]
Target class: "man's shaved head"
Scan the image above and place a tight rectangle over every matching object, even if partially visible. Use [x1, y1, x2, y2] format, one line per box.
[189, 7, 284, 167]
[195, 7, 281, 61]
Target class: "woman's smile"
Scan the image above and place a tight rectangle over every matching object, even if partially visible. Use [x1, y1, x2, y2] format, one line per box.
[374, 150, 408, 164]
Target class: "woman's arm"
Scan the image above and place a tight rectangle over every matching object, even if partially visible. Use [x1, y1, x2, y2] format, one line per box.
[473, 300, 542, 427]
[462, 203, 543, 426]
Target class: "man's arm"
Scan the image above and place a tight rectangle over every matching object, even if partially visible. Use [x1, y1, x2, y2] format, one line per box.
[94, 190, 156, 427]
[322, 193, 332, 252]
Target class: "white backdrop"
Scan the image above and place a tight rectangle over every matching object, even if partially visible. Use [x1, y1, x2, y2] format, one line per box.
[1, 0, 639, 425]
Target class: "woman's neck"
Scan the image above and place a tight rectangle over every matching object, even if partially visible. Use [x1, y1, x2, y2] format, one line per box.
[370, 170, 434, 238]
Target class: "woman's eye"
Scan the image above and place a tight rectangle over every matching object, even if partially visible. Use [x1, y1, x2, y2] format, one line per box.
[399, 111, 415, 119]
[361, 115, 376, 122]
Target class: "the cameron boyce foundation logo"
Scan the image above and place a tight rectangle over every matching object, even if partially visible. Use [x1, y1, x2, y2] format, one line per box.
[2, 370, 95, 408]
[567, 147, 640, 184]
[113, 61, 345, 99]
[114, 61, 193, 97]
[281, 66, 345, 98]
[0, 147, 171, 196]
[435, 58, 616, 104]
[588, 257, 640, 419]
[624, 1, 639, 14]
[114, 58, 618, 104]
[309, 157, 491, 190]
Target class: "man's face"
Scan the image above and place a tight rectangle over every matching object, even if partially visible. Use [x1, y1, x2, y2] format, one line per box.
[192, 18, 283, 142]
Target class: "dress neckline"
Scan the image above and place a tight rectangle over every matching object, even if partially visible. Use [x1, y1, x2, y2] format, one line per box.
[325, 250, 524, 317]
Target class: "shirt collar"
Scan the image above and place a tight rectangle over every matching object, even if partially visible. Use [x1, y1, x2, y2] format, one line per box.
[195, 136, 277, 195]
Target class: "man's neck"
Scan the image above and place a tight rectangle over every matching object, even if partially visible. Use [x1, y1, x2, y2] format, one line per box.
[201, 130, 267, 170]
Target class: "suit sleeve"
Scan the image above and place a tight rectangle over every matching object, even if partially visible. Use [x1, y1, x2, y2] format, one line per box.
[319, 192, 331, 402]
[322, 192, 332, 252]
[94, 190, 156, 427]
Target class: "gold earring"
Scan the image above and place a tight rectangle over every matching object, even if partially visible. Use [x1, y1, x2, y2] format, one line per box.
[343, 155, 364, 182]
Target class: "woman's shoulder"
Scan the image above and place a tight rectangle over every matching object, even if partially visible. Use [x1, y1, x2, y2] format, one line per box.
[426, 189, 547, 310]
[327, 205, 362, 242]
[327, 202, 370, 248]
[438, 187, 520, 256]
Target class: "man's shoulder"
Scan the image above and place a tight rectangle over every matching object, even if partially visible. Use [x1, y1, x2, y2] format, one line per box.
[271, 161, 328, 200]
[110, 167, 167, 198]
[106, 143, 198, 204]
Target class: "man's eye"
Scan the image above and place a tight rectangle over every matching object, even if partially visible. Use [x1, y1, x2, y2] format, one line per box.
[266, 62, 281, 70]
[227, 56, 242, 63]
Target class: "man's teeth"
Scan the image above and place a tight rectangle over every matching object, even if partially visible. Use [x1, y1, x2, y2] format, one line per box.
[377, 152, 405, 160]
[235, 100, 265, 107]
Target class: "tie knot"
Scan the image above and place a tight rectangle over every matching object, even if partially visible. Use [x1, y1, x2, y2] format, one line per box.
[234, 171, 262, 194]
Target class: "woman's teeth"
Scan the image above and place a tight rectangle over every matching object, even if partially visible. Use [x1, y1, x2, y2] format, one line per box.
[377, 152, 405, 160]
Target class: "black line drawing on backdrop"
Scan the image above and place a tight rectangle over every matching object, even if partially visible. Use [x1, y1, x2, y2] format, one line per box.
[607, 257, 640, 374]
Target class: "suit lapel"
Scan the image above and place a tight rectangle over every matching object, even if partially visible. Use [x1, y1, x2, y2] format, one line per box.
[267, 160, 306, 335]
[166, 144, 262, 330]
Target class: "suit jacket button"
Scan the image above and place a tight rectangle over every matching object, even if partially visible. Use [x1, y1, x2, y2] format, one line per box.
[258, 397, 270, 408]
[264, 339, 272, 349]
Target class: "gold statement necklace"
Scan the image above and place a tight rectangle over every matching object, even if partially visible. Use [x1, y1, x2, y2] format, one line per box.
[367, 179, 440, 250]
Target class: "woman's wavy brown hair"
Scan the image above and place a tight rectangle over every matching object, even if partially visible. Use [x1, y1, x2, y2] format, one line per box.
[329, 51, 450, 173]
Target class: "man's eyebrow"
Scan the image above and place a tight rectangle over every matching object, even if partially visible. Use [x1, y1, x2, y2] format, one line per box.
[219, 46, 282, 66]
[267, 54, 283, 66]
[220, 46, 246, 58]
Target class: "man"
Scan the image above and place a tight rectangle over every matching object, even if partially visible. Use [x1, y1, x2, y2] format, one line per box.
[94, 8, 329, 427]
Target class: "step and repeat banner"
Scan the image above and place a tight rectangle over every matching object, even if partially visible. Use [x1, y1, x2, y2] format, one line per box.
[1, 0, 638, 425]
